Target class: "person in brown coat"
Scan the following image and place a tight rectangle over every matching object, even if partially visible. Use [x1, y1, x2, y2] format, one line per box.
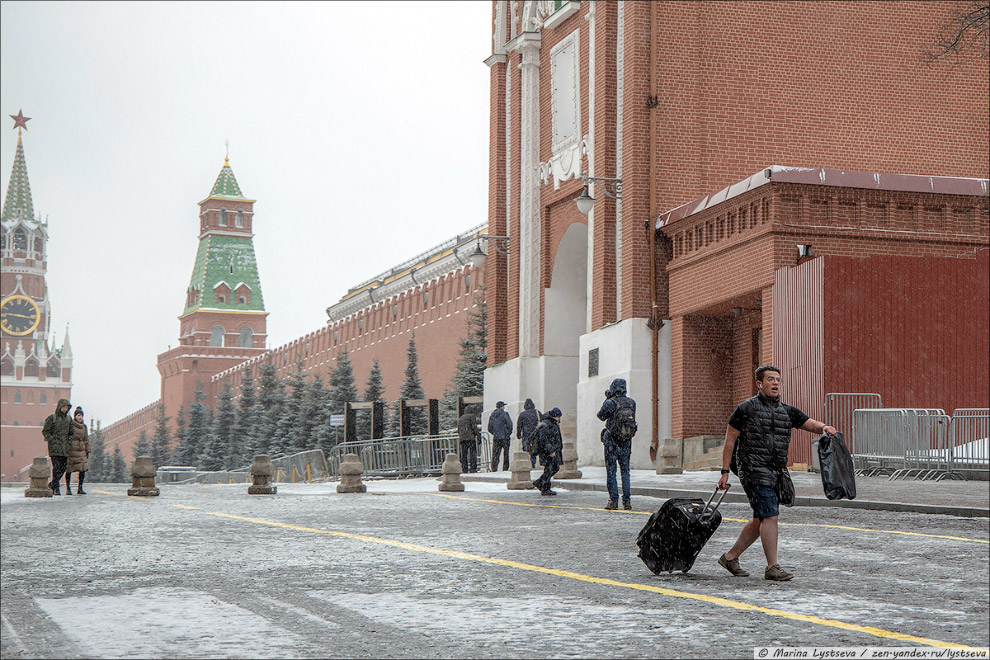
[65, 406, 90, 495]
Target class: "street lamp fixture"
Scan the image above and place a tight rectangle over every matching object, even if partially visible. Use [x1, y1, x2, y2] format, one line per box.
[575, 172, 622, 214]
[467, 235, 510, 270]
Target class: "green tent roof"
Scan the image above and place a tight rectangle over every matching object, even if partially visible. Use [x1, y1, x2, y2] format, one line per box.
[2, 137, 35, 222]
[209, 161, 246, 199]
[184, 234, 265, 314]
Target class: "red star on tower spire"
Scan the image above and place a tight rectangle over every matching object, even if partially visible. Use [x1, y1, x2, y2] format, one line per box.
[10, 110, 31, 132]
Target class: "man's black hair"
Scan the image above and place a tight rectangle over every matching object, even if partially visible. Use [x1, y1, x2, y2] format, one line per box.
[755, 365, 781, 382]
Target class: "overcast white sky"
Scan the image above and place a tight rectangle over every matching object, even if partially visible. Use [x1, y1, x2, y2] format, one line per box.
[1, 1, 493, 425]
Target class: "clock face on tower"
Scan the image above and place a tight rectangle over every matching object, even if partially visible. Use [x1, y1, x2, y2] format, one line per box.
[1, 295, 41, 336]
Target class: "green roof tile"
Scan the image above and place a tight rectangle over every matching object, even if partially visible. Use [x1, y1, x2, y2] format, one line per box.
[184, 234, 265, 314]
[2, 137, 35, 222]
[209, 162, 246, 199]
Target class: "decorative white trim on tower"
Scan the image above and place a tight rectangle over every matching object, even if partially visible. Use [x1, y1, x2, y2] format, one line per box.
[512, 30, 542, 358]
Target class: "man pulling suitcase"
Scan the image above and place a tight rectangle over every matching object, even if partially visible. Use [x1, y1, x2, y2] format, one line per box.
[716, 365, 836, 581]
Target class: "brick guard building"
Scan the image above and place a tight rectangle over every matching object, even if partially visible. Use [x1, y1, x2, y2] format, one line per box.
[482, 1, 988, 470]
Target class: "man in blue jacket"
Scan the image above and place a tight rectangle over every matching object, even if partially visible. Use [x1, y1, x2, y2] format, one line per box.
[597, 378, 636, 510]
[487, 401, 513, 472]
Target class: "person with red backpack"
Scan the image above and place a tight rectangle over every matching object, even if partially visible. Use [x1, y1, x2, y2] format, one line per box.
[597, 378, 637, 510]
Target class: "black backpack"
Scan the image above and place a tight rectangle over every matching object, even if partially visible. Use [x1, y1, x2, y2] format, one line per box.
[607, 399, 637, 442]
[527, 423, 544, 456]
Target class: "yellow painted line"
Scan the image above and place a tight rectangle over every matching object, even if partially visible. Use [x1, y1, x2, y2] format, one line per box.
[181, 507, 985, 652]
[432, 492, 619, 513]
[432, 494, 989, 544]
[169, 504, 201, 510]
[89, 488, 154, 501]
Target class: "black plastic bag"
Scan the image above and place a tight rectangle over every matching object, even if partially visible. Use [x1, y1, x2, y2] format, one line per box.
[818, 432, 857, 500]
[776, 468, 795, 507]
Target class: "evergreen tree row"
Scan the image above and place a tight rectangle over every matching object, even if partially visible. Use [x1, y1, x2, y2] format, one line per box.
[89, 294, 486, 475]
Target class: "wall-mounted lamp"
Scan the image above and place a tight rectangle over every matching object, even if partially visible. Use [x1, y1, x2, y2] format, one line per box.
[575, 171, 623, 214]
[797, 244, 814, 258]
[468, 235, 510, 270]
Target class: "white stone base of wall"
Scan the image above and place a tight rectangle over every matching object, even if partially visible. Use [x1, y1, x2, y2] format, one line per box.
[576, 318, 671, 470]
[483, 354, 579, 454]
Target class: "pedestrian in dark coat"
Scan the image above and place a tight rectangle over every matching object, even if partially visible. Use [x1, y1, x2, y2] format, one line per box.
[487, 401, 513, 471]
[516, 398, 540, 468]
[457, 410, 480, 473]
[532, 408, 563, 495]
[66, 407, 90, 495]
[597, 378, 636, 510]
[716, 365, 837, 582]
[42, 398, 72, 495]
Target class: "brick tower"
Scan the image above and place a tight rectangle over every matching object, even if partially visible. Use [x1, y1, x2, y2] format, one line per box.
[1, 112, 73, 482]
[156, 156, 268, 424]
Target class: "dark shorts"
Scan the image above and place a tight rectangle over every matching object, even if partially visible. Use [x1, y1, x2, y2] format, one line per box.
[742, 482, 779, 520]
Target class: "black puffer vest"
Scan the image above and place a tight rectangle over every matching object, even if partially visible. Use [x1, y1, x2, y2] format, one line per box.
[735, 394, 794, 488]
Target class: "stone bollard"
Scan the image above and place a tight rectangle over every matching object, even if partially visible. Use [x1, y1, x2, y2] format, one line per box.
[24, 457, 53, 498]
[506, 451, 535, 490]
[247, 454, 277, 495]
[336, 453, 366, 493]
[438, 453, 465, 492]
[127, 455, 160, 496]
[655, 437, 684, 475]
[555, 441, 583, 479]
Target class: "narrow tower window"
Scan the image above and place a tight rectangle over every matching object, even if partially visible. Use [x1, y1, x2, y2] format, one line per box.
[219, 208, 227, 226]
[235, 211, 244, 227]
[210, 325, 226, 347]
[238, 327, 253, 348]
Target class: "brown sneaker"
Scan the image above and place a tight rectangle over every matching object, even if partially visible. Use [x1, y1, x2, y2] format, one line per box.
[764, 564, 794, 581]
[604, 500, 618, 510]
[718, 554, 750, 577]
[623, 499, 632, 510]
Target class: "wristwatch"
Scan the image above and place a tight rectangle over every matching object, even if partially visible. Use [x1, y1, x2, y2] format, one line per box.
[720, 469, 730, 474]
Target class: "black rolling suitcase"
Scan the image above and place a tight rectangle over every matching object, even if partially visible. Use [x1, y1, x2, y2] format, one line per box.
[636, 486, 729, 574]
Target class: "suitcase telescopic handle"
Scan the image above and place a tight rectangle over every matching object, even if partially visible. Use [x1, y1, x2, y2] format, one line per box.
[700, 484, 729, 521]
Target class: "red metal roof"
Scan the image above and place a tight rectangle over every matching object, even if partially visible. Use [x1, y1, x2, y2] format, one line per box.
[656, 166, 990, 228]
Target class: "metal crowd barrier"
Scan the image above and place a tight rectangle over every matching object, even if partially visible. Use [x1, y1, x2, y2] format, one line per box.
[850, 408, 978, 481]
[327, 433, 494, 480]
[824, 393, 883, 458]
[949, 409, 989, 476]
[160, 449, 330, 485]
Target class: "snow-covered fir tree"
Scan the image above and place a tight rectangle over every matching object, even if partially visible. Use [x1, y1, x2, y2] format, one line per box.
[233, 365, 258, 466]
[441, 287, 487, 429]
[150, 401, 172, 468]
[87, 419, 106, 482]
[110, 445, 127, 483]
[177, 389, 210, 467]
[256, 359, 285, 455]
[133, 430, 151, 461]
[201, 383, 236, 470]
[399, 333, 426, 435]
[363, 359, 388, 439]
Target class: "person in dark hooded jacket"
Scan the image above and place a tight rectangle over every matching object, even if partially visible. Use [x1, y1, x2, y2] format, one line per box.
[597, 378, 636, 510]
[457, 409, 481, 473]
[532, 408, 563, 495]
[716, 365, 836, 582]
[516, 398, 541, 468]
[42, 398, 73, 495]
[487, 401, 513, 471]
